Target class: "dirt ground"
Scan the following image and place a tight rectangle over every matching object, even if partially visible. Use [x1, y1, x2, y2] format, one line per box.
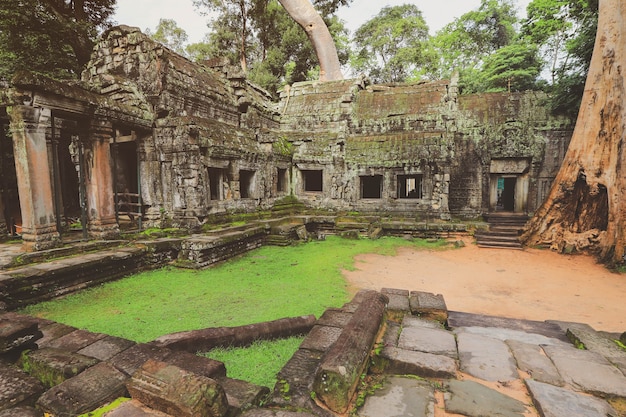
[343, 239, 626, 334]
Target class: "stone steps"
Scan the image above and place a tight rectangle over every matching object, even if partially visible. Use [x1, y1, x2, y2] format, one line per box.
[475, 213, 529, 249]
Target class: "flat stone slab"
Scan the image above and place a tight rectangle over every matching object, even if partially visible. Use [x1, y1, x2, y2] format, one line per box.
[455, 326, 569, 347]
[357, 376, 434, 417]
[456, 332, 518, 382]
[506, 340, 564, 386]
[449, 312, 569, 342]
[162, 351, 226, 379]
[46, 328, 106, 352]
[445, 380, 527, 417]
[526, 379, 618, 417]
[401, 315, 445, 330]
[273, 348, 322, 409]
[19, 347, 100, 388]
[109, 343, 172, 376]
[37, 362, 128, 416]
[543, 344, 626, 398]
[78, 335, 136, 361]
[398, 326, 457, 358]
[36, 322, 76, 348]
[380, 346, 457, 379]
[0, 363, 44, 411]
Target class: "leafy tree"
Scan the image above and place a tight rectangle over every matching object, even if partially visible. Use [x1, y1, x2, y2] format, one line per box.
[146, 18, 189, 56]
[522, 0, 598, 118]
[474, 41, 541, 92]
[351, 4, 430, 83]
[193, 0, 349, 94]
[426, 0, 519, 81]
[0, 0, 116, 80]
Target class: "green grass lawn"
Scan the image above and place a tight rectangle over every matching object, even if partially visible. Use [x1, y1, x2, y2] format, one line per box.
[20, 236, 451, 387]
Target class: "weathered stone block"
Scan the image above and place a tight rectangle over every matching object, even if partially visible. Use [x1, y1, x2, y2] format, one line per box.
[19, 347, 100, 388]
[409, 291, 448, 323]
[381, 288, 410, 317]
[46, 329, 106, 352]
[218, 377, 270, 415]
[127, 359, 228, 417]
[0, 319, 42, 353]
[0, 406, 43, 417]
[78, 335, 136, 361]
[36, 362, 128, 416]
[109, 343, 172, 376]
[0, 363, 44, 411]
[161, 350, 226, 379]
[299, 325, 342, 352]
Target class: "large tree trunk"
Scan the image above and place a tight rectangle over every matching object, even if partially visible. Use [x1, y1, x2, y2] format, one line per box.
[277, 0, 343, 81]
[521, 0, 626, 265]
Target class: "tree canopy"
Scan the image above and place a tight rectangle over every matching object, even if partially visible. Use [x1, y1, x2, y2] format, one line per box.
[0, 0, 116, 80]
[350, 4, 431, 83]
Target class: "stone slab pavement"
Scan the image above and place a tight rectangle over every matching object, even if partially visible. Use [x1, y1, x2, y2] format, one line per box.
[357, 309, 623, 417]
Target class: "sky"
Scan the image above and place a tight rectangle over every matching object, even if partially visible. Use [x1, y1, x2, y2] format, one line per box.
[113, 0, 532, 45]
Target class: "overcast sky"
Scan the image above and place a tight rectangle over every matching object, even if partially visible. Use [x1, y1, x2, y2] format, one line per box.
[113, 0, 532, 45]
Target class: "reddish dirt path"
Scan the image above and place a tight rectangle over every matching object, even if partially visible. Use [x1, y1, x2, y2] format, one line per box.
[343, 239, 626, 333]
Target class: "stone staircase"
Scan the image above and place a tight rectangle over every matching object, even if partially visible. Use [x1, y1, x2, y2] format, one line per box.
[475, 212, 529, 249]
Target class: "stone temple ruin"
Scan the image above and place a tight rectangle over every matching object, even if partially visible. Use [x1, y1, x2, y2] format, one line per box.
[0, 25, 574, 250]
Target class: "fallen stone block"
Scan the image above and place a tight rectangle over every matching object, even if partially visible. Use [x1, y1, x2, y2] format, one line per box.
[299, 325, 342, 352]
[313, 290, 388, 414]
[0, 363, 44, 411]
[35, 322, 76, 348]
[526, 379, 618, 417]
[445, 380, 527, 417]
[126, 359, 228, 417]
[19, 347, 100, 388]
[316, 308, 353, 328]
[409, 291, 448, 323]
[152, 315, 315, 352]
[37, 362, 129, 416]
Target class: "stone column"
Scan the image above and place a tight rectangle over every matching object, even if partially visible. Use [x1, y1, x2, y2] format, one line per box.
[84, 118, 119, 239]
[8, 105, 60, 250]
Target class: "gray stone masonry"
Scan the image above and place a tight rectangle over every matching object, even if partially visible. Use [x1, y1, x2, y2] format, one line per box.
[3, 289, 626, 416]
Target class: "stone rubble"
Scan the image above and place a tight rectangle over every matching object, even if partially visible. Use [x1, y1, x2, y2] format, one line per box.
[1, 289, 625, 417]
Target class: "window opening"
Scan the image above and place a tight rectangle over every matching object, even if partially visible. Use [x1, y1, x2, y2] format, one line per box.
[277, 168, 288, 193]
[360, 175, 382, 199]
[397, 174, 423, 199]
[302, 170, 323, 192]
[208, 168, 226, 200]
[240, 170, 255, 199]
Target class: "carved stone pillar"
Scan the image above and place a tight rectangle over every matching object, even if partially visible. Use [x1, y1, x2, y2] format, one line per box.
[8, 105, 60, 250]
[85, 118, 119, 239]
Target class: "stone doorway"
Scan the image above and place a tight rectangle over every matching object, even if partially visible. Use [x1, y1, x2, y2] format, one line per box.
[489, 159, 530, 213]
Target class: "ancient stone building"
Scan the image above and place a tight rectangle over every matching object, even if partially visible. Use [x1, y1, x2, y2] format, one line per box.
[0, 26, 573, 249]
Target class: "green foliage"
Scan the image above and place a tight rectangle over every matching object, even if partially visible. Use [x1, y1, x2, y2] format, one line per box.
[522, 0, 597, 119]
[351, 4, 431, 83]
[0, 0, 115, 80]
[146, 18, 189, 56]
[426, 0, 519, 81]
[78, 398, 131, 417]
[204, 336, 303, 388]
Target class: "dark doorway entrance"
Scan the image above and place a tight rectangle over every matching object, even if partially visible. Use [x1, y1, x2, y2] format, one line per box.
[499, 177, 516, 211]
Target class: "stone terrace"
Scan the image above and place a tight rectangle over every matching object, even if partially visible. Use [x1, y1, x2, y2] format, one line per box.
[2, 286, 625, 417]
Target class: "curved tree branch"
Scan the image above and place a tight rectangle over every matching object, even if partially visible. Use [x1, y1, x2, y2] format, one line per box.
[277, 0, 343, 81]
